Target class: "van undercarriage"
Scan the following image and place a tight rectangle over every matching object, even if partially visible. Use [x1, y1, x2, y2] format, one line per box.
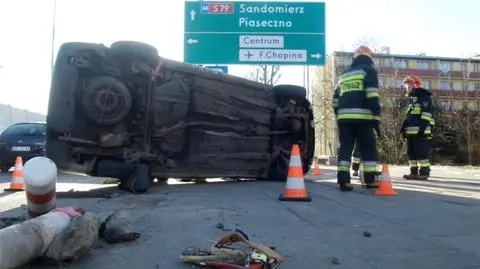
[46, 41, 315, 192]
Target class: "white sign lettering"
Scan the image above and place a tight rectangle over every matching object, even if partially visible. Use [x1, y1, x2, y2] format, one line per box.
[239, 49, 307, 62]
[239, 4, 305, 14]
[239, 36, 284, 48]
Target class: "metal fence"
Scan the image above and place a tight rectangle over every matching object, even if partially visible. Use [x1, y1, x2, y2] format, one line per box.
[0, 104, 46, 133]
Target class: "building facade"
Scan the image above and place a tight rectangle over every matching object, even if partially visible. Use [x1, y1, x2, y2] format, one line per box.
[331, 51, 480, 110]
[313, 51, 480, 156]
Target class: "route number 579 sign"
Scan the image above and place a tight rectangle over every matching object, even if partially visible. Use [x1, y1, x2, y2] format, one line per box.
[201, 2, 235, 14]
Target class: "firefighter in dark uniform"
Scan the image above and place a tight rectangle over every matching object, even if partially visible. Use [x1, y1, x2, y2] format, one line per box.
[332, 46, 381, 191]
[400, 75, 434, 180]
[351, 140, 361, 176]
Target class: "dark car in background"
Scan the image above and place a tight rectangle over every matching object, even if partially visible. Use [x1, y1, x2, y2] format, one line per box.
[0, 122, 46, 172]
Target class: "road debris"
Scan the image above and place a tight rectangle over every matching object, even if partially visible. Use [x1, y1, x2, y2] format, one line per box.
[0, 207, 77, 269]
[363, 231, 372, 237]
[180, 229, 284, 268]
[56, 187, 118, 199]
[331, 256, 340, 264]
[44, 211, 99, 262]
[215, 222, 225, 230]
[99, 211, 141, 243]
[0, 208, 140, 268]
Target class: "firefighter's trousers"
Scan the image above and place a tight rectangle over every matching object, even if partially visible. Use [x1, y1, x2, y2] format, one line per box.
[337, 123, 379, 184]
[351, 140, 361, 171]
[406, 135, 431, 176]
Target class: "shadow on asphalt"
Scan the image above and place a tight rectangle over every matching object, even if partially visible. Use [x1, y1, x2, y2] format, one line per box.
[0, 190, 19, 199]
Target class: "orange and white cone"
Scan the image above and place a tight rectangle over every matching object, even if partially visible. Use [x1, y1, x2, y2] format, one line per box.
[279, 144, 312, 202]
[312, 159, 321, 176]
[4, 157, 25, 191]
[375, 164, 398, 196]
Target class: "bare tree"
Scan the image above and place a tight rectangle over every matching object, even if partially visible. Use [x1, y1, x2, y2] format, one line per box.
[247, 65, 281, 86]
[377, 71, 409, 164]
[439, 56, 480, 165]
[351, 36, 382, 53]
[311, 59, 336, 156]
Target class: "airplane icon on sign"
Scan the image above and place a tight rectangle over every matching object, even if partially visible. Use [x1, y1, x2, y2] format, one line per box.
[200, 3, 209, 13]
[244, 51, 253, 60]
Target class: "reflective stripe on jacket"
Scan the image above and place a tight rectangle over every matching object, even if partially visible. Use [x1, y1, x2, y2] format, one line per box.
[332, 59, 381, 124]
[402, 88, 434, 136]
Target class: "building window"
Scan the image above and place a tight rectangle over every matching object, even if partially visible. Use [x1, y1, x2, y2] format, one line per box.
[439, 62, 452, 72]
[477, 102, 480, 111]
[418, 61, 430, 69]
[473, 63, 480, 73]
[423, 80, 430, 89]
[453, 83, 464, 91]
[474, 83, 480, 91]
[395, 79, 403, 88]
[394, 60, 407, 69]
[379, 78, 384, 87]
[378, 58, 389, 67]
[439, 81, 451, 90]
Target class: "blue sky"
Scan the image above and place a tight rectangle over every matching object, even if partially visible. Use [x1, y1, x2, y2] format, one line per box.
[0, 0, 478, 114]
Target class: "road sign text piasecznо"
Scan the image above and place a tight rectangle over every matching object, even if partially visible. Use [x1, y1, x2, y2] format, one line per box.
[184, 1, 326, 65]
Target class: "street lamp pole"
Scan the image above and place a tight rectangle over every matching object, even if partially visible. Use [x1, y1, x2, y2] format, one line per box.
[50, 0, 57, 73]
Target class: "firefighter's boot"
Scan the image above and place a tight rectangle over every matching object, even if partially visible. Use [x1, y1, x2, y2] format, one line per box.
[363, 173, 379, 189]
[403, 166, 418, 180]
[416, 175, 429, 180]
[339, 183, 354, 192]
[364, 179, 379, 189]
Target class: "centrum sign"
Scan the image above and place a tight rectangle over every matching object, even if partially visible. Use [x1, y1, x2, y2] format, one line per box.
[184, 1, 326, 65]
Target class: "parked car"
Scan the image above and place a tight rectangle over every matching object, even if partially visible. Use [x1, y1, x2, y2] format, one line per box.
[45, 41, 315, 192]
[0, 122, 46, 172]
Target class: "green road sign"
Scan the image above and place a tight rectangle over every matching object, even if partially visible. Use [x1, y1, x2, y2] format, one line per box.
[184, 1, 326, 65]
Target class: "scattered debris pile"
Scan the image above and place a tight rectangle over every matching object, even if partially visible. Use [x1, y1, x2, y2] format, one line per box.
[0, 208, 140, 269]
[181, 229, 284, 269]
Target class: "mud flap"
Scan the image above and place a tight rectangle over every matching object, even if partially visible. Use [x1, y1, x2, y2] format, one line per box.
[119, 163, 150, 194]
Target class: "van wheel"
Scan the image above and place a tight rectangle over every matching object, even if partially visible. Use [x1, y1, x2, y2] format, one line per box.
[119, 163, 150, 194]
[110, 41, 159, 66]
[0, 164, 10, 173]
[273, 84, 307, 101]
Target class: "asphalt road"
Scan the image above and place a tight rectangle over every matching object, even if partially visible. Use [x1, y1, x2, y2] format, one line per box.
[0, 166, 479, 269]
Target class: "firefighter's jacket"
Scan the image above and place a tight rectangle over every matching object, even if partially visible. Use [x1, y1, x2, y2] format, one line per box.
[332, 56, 381, 125]
[401, 88, 434, 136]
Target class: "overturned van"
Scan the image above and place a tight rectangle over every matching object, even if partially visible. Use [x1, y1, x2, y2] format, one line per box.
[45, 41, 315, 192]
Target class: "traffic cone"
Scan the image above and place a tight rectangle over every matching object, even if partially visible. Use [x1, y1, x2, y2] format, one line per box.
[279, 144, 312, 202]
[312, 159, 321, 176]
[375, 164, 398, 196]
[4, 157, 25, 191]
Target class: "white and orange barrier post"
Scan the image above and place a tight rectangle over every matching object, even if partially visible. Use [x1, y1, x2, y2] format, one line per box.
[23, 156, 58, 218]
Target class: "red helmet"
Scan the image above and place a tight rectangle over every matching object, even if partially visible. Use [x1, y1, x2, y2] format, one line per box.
[354, 45, 374, 60]
[403, 75, 423, 88]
